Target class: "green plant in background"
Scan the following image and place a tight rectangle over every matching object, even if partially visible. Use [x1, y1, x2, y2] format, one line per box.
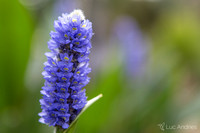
[0, 0, 34, 132]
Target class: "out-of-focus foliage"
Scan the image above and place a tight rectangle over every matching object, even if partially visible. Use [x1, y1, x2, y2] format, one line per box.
[1, 0, 200, 133]
[0, 0, 34, 132]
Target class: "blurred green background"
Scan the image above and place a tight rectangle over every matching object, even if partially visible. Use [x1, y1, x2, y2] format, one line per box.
[1, 0, 200, 133]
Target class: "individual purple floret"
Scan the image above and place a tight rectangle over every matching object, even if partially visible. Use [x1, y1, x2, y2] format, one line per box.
[39, 9, 93, 129]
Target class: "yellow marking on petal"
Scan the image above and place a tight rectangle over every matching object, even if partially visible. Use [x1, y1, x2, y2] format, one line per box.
[60, 108, 65, 111]
[76, 71, 80, 74]
[73, 81, 78, 84]
[52, 62, 56, 65]
[73, 91, 77, 93]
[64, 34, 68, 37]
[75, 100, 78, 103]
[77, 33, 82, 36]
[62, 77, 67, 80]
[75, 42, 80, 45]
[59, 98, 64, 102]
[51, 72, 55, 75]
[51, 114, 55, 116]
[82, 24, 86, 28]
[72, 19, 77, 22]
[61, 88, 65, 91]
[64, 68, 69, 71]
[62, 117, 66, 120]
[64, 57, 69, 60]
[72, 27, 77, 30]
[79, 83, 83, 85]
[49, 102, 52, 105]
[83, 36, 87, 38]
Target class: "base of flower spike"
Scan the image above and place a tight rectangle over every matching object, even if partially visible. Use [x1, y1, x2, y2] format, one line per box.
[54, 127, 64, 133]
[54, 94, 103, 133]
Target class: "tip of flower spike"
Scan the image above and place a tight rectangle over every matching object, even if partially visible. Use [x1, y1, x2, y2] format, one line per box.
[69, 9, 85, 20]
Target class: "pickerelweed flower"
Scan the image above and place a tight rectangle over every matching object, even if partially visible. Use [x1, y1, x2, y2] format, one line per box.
[39, 9, 93, 129]
[112, 16, 148, 79]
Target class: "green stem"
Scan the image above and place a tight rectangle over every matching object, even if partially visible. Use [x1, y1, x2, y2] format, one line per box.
[54, 127, 64, 133]
[63, 121, 77, 133]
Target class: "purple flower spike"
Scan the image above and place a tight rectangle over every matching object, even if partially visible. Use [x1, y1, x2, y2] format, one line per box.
[39, 9, 93, 129]
[112, 16, 148, 79]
